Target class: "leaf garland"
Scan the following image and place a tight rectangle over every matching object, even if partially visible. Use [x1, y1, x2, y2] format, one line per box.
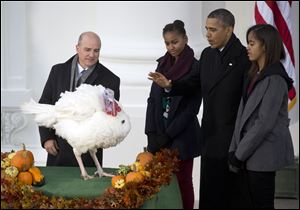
[1, 149, 179, 209]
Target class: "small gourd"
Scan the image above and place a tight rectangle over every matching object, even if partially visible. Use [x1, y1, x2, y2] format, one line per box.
[111, 175, 125, 189]
[140, 170, 151, 178]
[4, 166, 19, 178]
[29, 166, 45, 186]
[130, 161, 144, 172]
[17, 171, 33, 185]
[125, 171, 144, 183]
[7, 152, 16, 160]
[136, 149, 153, 167]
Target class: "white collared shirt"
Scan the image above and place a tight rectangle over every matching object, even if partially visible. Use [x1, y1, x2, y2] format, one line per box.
[77, 63, 87, 74]
[76, 63, 88, 81]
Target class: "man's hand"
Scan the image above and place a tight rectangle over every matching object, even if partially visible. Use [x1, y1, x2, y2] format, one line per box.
[148, 72, 172, 89]
[147, 134, 160, 154]
[44, 139, 59, 156]
[228, 151, 244, 173]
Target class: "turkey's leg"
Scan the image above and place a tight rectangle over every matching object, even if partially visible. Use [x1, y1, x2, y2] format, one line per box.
[88, 149, 114, 177]
[73, 149, 93, 180]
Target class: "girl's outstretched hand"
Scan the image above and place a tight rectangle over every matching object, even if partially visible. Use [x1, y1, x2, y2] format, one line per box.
[148, 72, 172, 89]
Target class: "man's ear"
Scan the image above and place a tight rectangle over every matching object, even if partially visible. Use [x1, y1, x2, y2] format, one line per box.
[226, 26, 234, 37]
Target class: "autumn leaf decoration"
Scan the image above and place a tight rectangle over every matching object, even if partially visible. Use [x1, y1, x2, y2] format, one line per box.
[1, 149, 179, 209]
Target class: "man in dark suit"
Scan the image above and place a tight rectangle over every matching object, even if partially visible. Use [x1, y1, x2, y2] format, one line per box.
[148, 9, 251, 208]
[39, 31, 120, 167]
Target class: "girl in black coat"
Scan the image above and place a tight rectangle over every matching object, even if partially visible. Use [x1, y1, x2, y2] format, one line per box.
[145, 20, 202, 209]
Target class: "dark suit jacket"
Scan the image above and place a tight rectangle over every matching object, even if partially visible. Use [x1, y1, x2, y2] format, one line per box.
[39, 55, 120, 166]
[172, 34, 251, 159]
[145, 59, 202, 160]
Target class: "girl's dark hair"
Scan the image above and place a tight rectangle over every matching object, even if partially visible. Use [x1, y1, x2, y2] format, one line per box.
[247, 24, 285, 77]
[163, 20, 186, 37]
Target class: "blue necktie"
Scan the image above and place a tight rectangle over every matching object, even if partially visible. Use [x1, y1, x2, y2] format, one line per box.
[76, 70, 87, 87]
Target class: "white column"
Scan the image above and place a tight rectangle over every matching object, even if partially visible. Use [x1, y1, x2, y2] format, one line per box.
[1, 2, 40, 164]
[95, 1, 206, 86]
[1, 2, 32, 107]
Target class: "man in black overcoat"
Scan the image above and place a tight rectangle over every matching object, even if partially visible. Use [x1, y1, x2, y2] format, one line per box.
[148, 9, 251, 208]
[39, 31, 120, 167]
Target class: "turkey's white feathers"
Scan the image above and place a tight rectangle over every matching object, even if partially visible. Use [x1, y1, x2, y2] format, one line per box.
[21, 99, 57, 128]
[21, 84, 131, 154]
[56, 85, 105, 120]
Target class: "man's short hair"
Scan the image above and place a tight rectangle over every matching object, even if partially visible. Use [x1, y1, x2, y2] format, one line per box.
[77, 31, 101, 46]
[208, 8, 235, 28]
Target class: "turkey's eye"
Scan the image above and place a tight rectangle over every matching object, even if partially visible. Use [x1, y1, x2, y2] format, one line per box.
[121, 120, 125, 124]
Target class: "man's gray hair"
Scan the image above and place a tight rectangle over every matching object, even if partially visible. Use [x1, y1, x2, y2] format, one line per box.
[208, 8, 235, 28]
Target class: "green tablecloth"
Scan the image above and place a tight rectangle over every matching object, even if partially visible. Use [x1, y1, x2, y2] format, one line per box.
[35, 166, 182, 209]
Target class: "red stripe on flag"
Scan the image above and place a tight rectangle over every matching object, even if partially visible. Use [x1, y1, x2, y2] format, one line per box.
[289, 86, 296, 100]
[254, 2, 267, 24]
[265, 1, 295, 66]
[255, 1, 297, 111]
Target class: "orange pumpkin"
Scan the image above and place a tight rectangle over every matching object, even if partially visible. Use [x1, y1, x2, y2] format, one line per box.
[136, 151, 153, 167]
[17, 171, 33, 185]
[11, 143, 34, 172]
[125, 172, 144, 183]
[111, 175, 125, 188]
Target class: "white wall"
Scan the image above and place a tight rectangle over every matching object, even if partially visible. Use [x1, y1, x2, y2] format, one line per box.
[1, 1, 299, 208]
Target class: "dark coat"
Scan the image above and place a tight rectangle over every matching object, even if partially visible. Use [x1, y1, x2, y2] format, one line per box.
[39, 55, 120, 166]
[145, 59, 202, 160]
[172, 34, 251, 159]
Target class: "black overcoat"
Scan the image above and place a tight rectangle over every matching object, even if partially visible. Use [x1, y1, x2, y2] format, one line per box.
[145, 59, 202, 160]
[172, 34, 251, 158]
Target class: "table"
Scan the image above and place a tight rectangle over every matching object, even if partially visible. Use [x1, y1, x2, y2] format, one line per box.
[36, 166, 183, 209]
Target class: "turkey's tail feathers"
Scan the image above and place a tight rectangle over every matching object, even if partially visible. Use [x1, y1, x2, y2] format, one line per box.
[21, 99, 56, 128]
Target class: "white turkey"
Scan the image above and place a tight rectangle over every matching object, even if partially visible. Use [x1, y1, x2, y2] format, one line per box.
[21, 84, 131, 180]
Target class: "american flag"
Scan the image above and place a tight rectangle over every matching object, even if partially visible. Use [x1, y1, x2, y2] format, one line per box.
[254, 1, 297, 111]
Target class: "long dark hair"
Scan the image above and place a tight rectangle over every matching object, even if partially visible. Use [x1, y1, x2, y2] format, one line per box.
[246, 24, 285, 78]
